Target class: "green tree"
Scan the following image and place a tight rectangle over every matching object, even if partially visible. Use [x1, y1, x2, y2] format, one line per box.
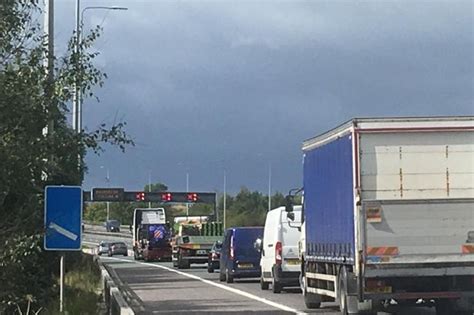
[0, 2, 133, 312]
[144, 182, 168, 192]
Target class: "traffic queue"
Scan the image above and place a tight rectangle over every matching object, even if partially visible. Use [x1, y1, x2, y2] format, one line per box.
[207, 205, 302, 294]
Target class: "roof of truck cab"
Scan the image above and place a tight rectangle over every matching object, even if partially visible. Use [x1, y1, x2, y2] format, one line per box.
[303, 116, 474, 151]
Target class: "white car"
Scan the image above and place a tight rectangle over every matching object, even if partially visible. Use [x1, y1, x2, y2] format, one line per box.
[260, 206, 302, 293]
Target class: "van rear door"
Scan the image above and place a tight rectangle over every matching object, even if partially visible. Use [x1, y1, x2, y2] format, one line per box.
[281, 207, 301, 269]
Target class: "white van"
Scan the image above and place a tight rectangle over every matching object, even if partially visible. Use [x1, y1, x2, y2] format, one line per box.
[260, 205, 302, 293]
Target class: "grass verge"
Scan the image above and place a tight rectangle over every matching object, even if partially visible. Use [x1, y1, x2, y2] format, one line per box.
[43, 252, 103, 315]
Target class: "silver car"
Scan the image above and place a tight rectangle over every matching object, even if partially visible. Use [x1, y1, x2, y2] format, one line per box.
[108, 242, 128, 257]
[97, 241, 111, 256]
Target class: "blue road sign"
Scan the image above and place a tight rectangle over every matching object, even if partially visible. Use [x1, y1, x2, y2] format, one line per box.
[44, 186, 82, 251]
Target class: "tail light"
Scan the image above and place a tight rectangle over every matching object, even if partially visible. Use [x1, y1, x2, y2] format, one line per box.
[230, 235, 235, 260]
[275, 241, 282, 265]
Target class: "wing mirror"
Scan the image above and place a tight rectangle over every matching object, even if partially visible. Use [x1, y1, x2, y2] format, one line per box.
[287, 211, 295, 221]
[285, 195, 294, 213]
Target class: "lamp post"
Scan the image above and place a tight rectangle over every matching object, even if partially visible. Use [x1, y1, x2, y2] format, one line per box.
[268, 163, 272, 211]
[223, 170, 227, 229]
[186, 172, 189, 216]
[73, 2, 128, 133]
[100, 166, 110, 220]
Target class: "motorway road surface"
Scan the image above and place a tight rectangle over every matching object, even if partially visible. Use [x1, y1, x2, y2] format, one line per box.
[100, 256, 438, 315]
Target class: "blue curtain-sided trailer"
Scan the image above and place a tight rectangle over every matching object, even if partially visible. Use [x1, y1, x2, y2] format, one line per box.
[304, 133, 356, 264]
[296, 117, 474, 315]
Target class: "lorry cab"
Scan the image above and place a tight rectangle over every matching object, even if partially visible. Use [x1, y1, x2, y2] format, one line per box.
[260, 206, 302, 293]
[219, 227, 264, 283]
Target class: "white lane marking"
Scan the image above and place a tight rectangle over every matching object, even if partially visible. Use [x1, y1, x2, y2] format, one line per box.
[49, 222, 78, 241]
[109, 257, 306, 314]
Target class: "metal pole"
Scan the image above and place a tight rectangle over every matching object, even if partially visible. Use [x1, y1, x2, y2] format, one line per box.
[106, 168, 110, 220]
[186, 172, 189, 216]
[77, 6, 127, 134]
[59, 254, 64, 312]
[268, 163, 272, 211]
[148, 172, 152, 208]
[43, 0, 54, 139]
[73, 0, 80, 132]
[223, 170, 226, 229]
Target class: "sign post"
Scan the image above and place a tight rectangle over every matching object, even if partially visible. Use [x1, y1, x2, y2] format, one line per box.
[44, 185, 82, 312]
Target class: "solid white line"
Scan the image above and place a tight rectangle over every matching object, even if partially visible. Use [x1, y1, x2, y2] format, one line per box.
[109, 257, 306, 314]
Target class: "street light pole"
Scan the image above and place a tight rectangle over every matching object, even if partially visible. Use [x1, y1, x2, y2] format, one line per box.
[106, 167, 110, 220]
[223, 170, 227, 229]
[74, 1, 128, 133]
[268, 163, 272, 211]
[186, 172, 189, 216]
[73, 0, 80, 132]
[148, 172, 152, 208]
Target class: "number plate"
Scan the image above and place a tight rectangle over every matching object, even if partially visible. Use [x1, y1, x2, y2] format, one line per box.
[237, 263, 253, 269]
[196, 250, 207, 255]
[286, 259, 301, 265]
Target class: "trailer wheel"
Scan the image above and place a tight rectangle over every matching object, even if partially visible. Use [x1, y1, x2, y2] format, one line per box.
[226, 268, 234, 283]
[301, 263, 321, 309]
[177, 254, 190, 269]
[219, 268, 226, 282]
[337, 267, 352, 315]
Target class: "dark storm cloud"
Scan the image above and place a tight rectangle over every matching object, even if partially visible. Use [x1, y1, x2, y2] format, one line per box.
[52, 0, 473, 193]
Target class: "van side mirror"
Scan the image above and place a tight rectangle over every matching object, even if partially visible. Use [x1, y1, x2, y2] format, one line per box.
[285, 195, 293, 213]
[254, 238, 263, 253]
[287, 212, 295, 221]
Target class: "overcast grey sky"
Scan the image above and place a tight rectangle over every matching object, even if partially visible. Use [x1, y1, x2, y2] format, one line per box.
[54, 0, 473, 194]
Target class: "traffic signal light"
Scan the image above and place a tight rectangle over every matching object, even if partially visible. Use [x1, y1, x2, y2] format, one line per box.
[135, 192, 145, 201]
[187, 193, 198, 202]
[161, 192, 172, 202]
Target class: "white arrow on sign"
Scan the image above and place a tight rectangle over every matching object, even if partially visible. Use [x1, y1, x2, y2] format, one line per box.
[49, 222, 78, 241]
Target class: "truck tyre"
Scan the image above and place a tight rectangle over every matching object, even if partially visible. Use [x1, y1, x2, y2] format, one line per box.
[337, 266, 358, 315]
[177, 255, 190, 269]
[219, 268, 226, 282]
[226, 268, 234, 283]
[272, 278, 282, 294]
[301, 262, 321, 309]
[260, 277, 269, 290]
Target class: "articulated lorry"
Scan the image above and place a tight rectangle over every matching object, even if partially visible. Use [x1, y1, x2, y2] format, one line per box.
[132, 208, 172, 261]
[288, 117, 474, 314]
[172, 216, 223, 269]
